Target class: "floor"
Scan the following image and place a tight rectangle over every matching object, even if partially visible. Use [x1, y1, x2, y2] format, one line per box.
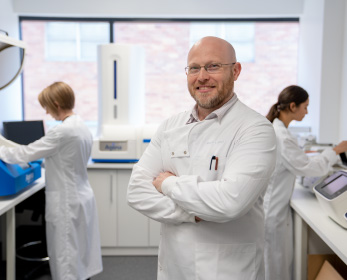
[1, 256, 158, 280]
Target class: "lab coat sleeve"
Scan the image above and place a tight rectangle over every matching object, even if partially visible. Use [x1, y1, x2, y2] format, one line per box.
[161, 121, 277, 223]
[281, 136, 337, 177]
[0, 129, 61, 164]
[127, 122, 196, 225]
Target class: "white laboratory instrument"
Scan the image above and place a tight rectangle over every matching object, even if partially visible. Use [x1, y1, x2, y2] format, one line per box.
[92, 123, 158, 163]
[313, 170, 347, 229]
[91, 43, 158, 163]
[302, 174, 330, 194]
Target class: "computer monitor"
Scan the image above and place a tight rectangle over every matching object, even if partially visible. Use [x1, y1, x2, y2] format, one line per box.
[2, 120, 45, 145]
[340, 152, 347, 167]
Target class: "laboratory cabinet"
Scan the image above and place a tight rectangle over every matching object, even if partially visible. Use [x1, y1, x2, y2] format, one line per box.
[87, 163, 160, 256]
[291, 182, 347, 280]
[0, 174, 45, 280]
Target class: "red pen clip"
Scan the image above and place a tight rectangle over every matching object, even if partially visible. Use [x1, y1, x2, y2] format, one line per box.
[209, 156, 218, 170]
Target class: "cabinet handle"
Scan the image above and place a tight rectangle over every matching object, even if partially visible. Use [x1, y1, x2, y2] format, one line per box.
[110, 174, 113, 203]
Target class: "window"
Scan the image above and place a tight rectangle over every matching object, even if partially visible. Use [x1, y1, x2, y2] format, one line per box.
[46, 22, 109, 61]
[20, 18, 299, 135]
[20, 20, 110, 134]
[112, 21, 299, 123]
[190, 22, 255, 62]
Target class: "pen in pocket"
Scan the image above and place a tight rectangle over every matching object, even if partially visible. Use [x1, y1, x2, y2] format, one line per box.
[209, 155, 218, 170]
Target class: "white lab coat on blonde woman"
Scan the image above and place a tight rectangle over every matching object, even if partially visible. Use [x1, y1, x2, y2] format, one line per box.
[263, 118, 338, 280]
[128, 95, 277, 280]
[0, 115, 103, 280]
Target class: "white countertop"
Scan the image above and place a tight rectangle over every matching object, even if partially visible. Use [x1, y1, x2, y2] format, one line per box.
[0, 172, 45, 216]
[291, 183, 347, 264]
[88, 162, 135, 169]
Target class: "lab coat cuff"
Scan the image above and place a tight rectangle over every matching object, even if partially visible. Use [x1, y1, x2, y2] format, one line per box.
[176, 209, 197, 223]
[322, 148, 338, 165]
[161, 176, 178, 197]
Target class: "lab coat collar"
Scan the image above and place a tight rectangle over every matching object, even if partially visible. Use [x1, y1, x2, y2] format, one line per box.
[62, 114, 75, 122]
[186, 93, 238, 124]
[273, 118, 286, 129]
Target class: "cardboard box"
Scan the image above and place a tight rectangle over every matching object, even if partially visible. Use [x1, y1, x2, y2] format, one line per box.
[315, 260, 343, 280]
[308, 255, 347, 280]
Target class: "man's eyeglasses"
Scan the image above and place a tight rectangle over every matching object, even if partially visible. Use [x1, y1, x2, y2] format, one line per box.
[185, 63, 236, 75]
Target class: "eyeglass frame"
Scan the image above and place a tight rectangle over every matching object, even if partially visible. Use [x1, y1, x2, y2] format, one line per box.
[185, 62, 236, 75]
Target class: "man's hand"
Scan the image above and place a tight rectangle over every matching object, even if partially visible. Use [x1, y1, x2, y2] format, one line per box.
[195, 216, 202, 223]
[153, 171, 175, 193]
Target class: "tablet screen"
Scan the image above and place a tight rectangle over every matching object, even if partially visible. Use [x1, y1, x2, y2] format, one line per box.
[322, 174, 347, 196]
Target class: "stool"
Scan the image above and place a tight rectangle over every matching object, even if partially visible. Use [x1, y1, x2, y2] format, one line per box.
[15, 189, 50, 279]
[16, 240, 49, 279]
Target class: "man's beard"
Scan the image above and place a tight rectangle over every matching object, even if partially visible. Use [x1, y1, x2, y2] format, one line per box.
[190, 79, 234, 109]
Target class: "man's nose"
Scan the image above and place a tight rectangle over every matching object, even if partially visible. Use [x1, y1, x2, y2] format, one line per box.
[197, 67, 210, 80]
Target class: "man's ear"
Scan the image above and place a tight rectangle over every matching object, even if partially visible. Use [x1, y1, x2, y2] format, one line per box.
[232, 62, 242, 81]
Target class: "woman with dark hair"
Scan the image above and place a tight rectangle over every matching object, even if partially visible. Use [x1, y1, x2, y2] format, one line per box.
[263, 85, 347, 280]
[0, 81, 103, 280]
[266, 85, 309, 124]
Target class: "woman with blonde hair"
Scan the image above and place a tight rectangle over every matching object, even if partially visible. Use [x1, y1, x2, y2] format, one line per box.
[0, 81, 103, 280]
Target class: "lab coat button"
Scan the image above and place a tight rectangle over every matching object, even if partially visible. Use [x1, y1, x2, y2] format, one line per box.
[172, 152, 174, 155]
[184, 151, 187, 154]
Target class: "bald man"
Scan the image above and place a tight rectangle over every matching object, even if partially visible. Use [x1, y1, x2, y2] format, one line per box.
[127, 36, 277, 280]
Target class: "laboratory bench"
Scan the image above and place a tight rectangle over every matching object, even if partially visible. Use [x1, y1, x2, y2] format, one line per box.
[0, 172, 45, 280]
[291, 182, 347, 280]
[87, 162, 160, 256]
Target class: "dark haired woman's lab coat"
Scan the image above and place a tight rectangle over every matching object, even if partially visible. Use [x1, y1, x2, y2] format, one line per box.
[263, 118, 338, 280]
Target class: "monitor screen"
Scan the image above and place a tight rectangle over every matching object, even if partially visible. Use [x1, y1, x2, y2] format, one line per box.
[3, 120, 45, 145]
[322, 174, 347, 196]
[340, 152, 347, 166]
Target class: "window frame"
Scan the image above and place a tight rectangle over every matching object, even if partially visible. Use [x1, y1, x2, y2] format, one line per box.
[18, 16, 299, 122]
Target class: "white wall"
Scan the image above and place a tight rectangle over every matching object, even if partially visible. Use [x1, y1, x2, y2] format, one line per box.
[12, 0, 303, 18]
[298, 0, 346, 143]
[0, 0, 23, 129]
[296, 0, 324, 137]
[320, 0, 346, 143]
[340, 3, 347, 140]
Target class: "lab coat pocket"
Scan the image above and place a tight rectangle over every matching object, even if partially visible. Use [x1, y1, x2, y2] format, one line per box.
[193, 156, 226, 182]
[195, 242, 256, 280]
[45, 191, 60, 223]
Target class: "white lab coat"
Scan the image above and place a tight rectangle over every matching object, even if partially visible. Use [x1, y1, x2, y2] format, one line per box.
[263, 118, 338, 280]
[128, 97, 277, 280]
[0, 115, 103, 280]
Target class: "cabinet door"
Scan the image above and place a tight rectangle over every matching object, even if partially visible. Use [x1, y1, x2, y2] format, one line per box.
[88, 169, 117, 247]
[117, 169, 149, 246]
